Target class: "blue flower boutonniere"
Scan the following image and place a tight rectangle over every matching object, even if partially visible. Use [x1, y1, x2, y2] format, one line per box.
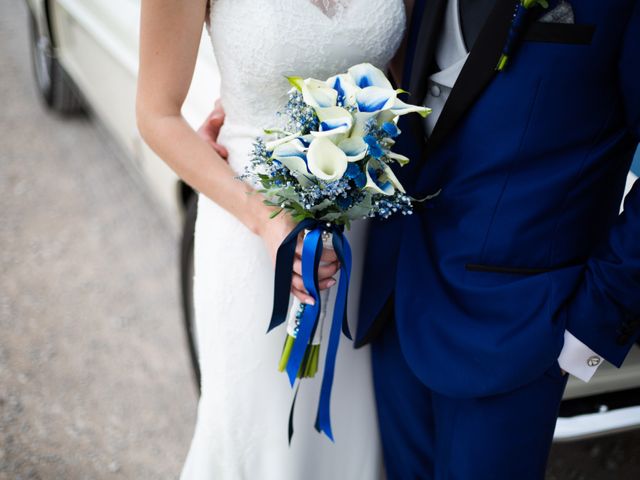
[497, 0, 549, 71]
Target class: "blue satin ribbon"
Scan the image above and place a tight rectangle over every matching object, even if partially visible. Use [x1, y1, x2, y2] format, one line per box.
[315, 232, 352, 441]
[268, 219, 353, 441]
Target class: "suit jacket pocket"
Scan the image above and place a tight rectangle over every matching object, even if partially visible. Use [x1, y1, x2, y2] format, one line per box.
[465, 263, 555, 275]
[465, 260, 585, 276]
[523, 22, 596, 45]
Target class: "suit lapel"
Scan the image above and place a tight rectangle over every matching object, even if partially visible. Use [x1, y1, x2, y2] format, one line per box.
[424, 0, 516, 155]
[407, 0, 448, 106]
[459, 0, 499, 50]
[404, 0, 448, 144]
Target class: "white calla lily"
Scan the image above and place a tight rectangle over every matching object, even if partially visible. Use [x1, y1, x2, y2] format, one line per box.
[307, 137, 348, 182]
[351, 111, 378, 137]
[288, 76, 337, 108]
[338, 136, 368, 161]
[376, 110, 398, 125]
[265, 131, 302, 151]
[391, 98, 432, 117]
[356, 87, 397, 113]
[386, 151, 410, 166]
[348, 63, 393, 90]
[364, 160, 395, 196]
[313, 106, 353, 138]
[326, 73, 359, 107]
[272, 138, 309, 175]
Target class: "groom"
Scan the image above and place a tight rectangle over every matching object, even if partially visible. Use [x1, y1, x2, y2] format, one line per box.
[356, 0, 640, 477]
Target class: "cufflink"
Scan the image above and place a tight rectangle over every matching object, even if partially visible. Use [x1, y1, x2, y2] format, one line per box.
[587, 355, 601, 367]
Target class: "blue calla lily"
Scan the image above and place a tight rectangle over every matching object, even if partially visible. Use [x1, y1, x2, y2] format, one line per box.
[312, 107, 353, 138]
[326, 73, 358, 107]
[348, 63, 393, 90]
[356, 87, 397, 113]
[364, 160, 395, 196]
[272, 138, 310, 175]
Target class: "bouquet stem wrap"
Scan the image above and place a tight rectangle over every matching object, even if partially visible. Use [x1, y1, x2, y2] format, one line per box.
[268, 218, 352, 441]
[278, 230, 333, 378]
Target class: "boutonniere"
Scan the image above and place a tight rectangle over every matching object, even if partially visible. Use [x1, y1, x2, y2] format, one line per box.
[496, 0, 549, 71]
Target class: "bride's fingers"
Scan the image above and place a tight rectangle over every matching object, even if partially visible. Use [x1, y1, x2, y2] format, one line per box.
[292, 257, 339, 279]
[292, 272, 336, 298]
[291, 286, 315, 305]
[291, 272, 307, 293]
[294, 240, 339, 265]
[320, 248, 338, 264]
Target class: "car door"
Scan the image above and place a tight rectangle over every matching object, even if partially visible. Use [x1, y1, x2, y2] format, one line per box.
[48, 0, 220, 221]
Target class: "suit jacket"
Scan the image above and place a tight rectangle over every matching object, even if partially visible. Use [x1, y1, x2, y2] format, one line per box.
[356, 0, 640, 398]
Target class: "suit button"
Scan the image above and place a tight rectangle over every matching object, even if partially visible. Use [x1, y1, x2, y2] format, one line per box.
[587, 355, 602, 367]
[430, 84, 441, 97]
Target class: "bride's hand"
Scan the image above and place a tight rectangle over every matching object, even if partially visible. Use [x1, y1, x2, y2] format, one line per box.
[259, 213, 340, 305]
[292, 234, 339, 305]
[197, 99, 229, 159]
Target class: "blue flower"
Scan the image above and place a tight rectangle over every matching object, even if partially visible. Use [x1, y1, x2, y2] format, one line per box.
[344, 163, 366, 189]
[336, 195, 353, 210]
[382, 122, 400, 138]
[363, 134, 384, 159]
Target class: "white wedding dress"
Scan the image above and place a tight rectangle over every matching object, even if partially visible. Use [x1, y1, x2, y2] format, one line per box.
[180, 1, 405, 478]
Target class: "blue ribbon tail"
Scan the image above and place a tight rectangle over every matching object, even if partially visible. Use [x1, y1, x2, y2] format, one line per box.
[315, 231, 352, 441]
[285, 228, 323, 386]
[332, 233, 353, 340]
[268, 218, 316, 333]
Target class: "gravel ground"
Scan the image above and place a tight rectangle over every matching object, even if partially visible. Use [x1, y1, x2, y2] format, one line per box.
[1, 1, 639, 479]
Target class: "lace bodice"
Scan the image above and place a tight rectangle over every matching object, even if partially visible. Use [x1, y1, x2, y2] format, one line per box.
[206, 0, 406, 129]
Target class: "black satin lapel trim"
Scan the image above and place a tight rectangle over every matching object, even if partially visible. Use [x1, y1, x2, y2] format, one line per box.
[407, 0, 448, 106]
[425, 0, 516, 156]
[459, 0, 499, 51]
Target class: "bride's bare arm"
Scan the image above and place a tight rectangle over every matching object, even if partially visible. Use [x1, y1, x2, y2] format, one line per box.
[135, 0, 338, 302]
[136, 0, 281, 243]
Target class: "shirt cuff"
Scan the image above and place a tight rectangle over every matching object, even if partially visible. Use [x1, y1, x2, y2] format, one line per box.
[558, 330, 604, 382]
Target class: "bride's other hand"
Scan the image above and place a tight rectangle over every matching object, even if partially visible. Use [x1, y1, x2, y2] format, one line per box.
[197, 99, 229, 159]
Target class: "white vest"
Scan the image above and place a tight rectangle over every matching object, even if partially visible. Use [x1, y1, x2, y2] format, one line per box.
[423, 0, 469, 136]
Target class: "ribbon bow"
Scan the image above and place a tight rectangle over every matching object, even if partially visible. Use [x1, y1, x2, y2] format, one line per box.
[268, 218, 353, 441]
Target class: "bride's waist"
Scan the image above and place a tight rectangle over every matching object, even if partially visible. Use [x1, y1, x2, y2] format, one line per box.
[216, 121, 264, 174]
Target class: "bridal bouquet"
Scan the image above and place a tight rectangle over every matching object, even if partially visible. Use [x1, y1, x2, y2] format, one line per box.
[242, 63, 430, 440]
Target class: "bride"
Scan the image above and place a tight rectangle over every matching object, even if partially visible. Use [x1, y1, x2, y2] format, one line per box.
[136, 1, 407, 478]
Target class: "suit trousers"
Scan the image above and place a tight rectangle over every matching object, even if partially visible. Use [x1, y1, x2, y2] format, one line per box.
[371, 318, 569, 479]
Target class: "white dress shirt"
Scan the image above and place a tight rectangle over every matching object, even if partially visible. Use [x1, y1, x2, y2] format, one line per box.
[422, 0, 603, 382]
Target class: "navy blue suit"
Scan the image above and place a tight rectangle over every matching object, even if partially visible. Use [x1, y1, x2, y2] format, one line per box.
[356, 0, 640, 477]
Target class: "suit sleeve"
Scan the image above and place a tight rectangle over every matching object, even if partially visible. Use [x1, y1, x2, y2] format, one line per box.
[564, 1, 640, 368]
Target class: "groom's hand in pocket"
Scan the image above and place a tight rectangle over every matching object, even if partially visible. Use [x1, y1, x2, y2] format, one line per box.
[197, 99, 229, 159]
[291, 235, 340, 305]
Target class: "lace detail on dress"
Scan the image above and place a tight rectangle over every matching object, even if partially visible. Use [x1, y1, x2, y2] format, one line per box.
[205, 0, 406, 141]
